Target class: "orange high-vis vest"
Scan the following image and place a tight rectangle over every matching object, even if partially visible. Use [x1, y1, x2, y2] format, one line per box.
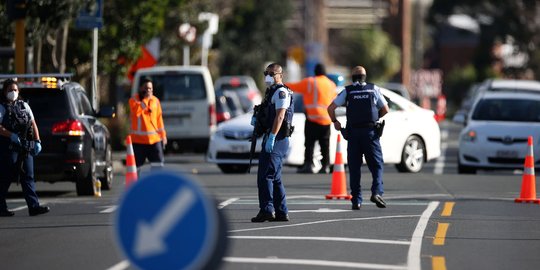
[287, 75, 337, 125]
[129, 94, 166, 145]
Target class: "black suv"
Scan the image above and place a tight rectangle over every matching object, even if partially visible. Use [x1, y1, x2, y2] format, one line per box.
[3, 75, 115, 196]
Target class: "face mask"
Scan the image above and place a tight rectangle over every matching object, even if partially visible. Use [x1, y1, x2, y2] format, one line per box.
[264, 75, 275, 87]
[352, 74, 366, 83]
[6, 91, 18, 101]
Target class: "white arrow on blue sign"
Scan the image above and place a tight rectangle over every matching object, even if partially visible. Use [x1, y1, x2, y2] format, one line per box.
[115, 170, 219, 270]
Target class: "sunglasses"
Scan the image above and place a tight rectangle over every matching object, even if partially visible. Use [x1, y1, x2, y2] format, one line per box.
[263, 71, 281, 77]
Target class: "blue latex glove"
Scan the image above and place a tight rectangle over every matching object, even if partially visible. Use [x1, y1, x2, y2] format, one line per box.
[10, 133, 20, 145]
[33, 141, 42, 156]
[250, 115, 256, 126]
[264, 133, 276, 153]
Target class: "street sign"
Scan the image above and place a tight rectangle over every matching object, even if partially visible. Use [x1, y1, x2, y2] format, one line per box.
[75, 0, 103, 29]
[115, 170, 225, 270]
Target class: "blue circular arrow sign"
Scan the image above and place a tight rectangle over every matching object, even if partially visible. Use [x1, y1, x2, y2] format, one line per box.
[115, 170, 219, 270]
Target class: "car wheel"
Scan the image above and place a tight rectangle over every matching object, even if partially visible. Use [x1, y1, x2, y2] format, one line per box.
[99, 145, 113, 190]
[77, 148, 96, 196]
[457, 155, 476, 174]
[218, 164, 250, 174]
[395, 135, 425, 173]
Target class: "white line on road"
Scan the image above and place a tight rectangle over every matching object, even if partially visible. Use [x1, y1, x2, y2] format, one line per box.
[229, 215, 421, 233]
[11, 205, 28, 212]
[223, 257, 408, 270]
[434, 142, 448, 175]
[407, 201, 440, 270]
[106, 260, 129, 270]
[230, 235, 411, 245]
[100, 205, 117, 213]
[218, 197, 239, 209]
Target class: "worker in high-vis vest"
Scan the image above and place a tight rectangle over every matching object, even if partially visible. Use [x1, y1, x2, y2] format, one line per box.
[287, 63, 337, 174]
[129, 78, 167, 169]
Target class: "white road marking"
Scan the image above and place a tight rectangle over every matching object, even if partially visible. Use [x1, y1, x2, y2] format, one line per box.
[230, 236, 410, 245]
[407, 201, 440, 270]
[434, 142, 447, 175]
[218, 197, 239, 209]
[229, 215, 421, 233]
[289, 208, 351, 213]
[223, 257, 408, 270]
[105, 260, 129, 270]
[11, 205, 28, 212]
[100, 205, 117, 213]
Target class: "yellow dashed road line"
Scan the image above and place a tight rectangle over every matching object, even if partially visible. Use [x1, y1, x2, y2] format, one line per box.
[432, 256, 447, 270]
[441, 202, 455, 217]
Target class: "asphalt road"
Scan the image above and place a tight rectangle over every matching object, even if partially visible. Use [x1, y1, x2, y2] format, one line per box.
[1, 121, 539, 270]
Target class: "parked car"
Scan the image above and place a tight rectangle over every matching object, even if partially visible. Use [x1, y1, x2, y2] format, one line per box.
[454, 79, 540, 123]
[214, 76, 262, 112]
[1, 74, 115, 196]
[455, 91, 540, 174]
[132, 66, 216, 152]
[206, 88, 441, 173]
[383, 82, 411, 100]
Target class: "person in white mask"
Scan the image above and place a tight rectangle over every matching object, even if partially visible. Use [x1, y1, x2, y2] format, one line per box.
[0, 78, 49, 217]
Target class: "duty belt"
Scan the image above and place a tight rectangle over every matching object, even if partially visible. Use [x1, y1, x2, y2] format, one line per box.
[349, 122, 375, 128]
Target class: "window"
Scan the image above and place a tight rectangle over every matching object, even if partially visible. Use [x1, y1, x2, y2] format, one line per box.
[78, 91, 94, 116]
[472, 98, 540, 122]
[149, 74, 206, 101]
[20, 88, 68, 119]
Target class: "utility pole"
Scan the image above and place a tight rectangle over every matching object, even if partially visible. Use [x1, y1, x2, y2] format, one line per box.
[7, 0, 29, 74]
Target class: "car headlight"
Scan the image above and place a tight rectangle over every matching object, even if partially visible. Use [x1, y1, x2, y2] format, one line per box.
[462, 129, 477, 142]
[214, 130, 224, 138]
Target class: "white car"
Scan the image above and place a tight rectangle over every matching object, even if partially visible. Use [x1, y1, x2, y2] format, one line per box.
[207, 88, 441, 173]
[455, 91, 540, 174]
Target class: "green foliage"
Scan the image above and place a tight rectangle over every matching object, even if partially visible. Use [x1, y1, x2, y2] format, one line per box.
[216, 0, 292, 86]
[337, 28, 401, 83]
[427, 0, 540, 80]
[445, 64, 477, 106]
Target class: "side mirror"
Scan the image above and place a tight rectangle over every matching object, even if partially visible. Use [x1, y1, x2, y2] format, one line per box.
[97, 106, 116, 118]
[452, 113, 466, 125]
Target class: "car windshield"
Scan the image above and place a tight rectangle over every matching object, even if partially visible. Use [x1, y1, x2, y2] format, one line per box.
[472, 98, 540, 122]
[147, 74, 206, 101]
[219, 83, 249, 91]
[20, 88, 68, 119]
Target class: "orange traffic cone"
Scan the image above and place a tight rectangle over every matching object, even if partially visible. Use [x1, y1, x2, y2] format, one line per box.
[125, 135, 138, 188]
[326, 134, 352, 200]
[515, 136, 540, 204]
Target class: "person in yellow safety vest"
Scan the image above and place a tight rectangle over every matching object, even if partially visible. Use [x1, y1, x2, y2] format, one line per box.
[286, 63, 337, 174]
[129, 78, 167, 169]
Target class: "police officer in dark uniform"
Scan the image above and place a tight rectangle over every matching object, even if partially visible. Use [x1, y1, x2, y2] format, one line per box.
[327, 66, 389, 210]
[0, 79, 50, 217]
[250, 63, 294, 222]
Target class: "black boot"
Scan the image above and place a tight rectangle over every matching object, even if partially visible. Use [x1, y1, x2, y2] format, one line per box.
[0, 210, 15, 217]
[29, 206, 50, 216]
[251, 211, 275, 222]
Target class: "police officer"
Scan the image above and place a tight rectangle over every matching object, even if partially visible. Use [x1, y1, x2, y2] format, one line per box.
[327, 66, 389, 210]
[251, 63, 294, 222]
[0, 79, 50, 217]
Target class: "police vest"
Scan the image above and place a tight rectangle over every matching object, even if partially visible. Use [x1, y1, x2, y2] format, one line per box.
[0, 100, 32, 147]
[263, 84, 294, 139]
[345, 83, 378, 126]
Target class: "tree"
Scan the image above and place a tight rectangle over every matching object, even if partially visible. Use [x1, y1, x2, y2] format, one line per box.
[335, 28, 401, 83]
[216, 0, 292, 88]
[427, 0, 540, 80]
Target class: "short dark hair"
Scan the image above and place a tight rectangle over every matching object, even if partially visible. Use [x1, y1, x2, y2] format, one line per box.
[1, 78, 17, 103]
[139, 77, 152, 88]
[314, 63, 326, 76]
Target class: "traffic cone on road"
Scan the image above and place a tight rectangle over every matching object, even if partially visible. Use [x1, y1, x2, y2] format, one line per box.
[125, 135, 138, 188]
[326, 134, 352, 200]
[515, 136, 540, 204]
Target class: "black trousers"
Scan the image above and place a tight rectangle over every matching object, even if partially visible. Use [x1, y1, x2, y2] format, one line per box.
[303, 120, 331, 168]
[133, 142, 164, 168]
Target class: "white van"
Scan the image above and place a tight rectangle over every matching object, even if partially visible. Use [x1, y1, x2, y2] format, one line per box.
[132, 66, 216, 152]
